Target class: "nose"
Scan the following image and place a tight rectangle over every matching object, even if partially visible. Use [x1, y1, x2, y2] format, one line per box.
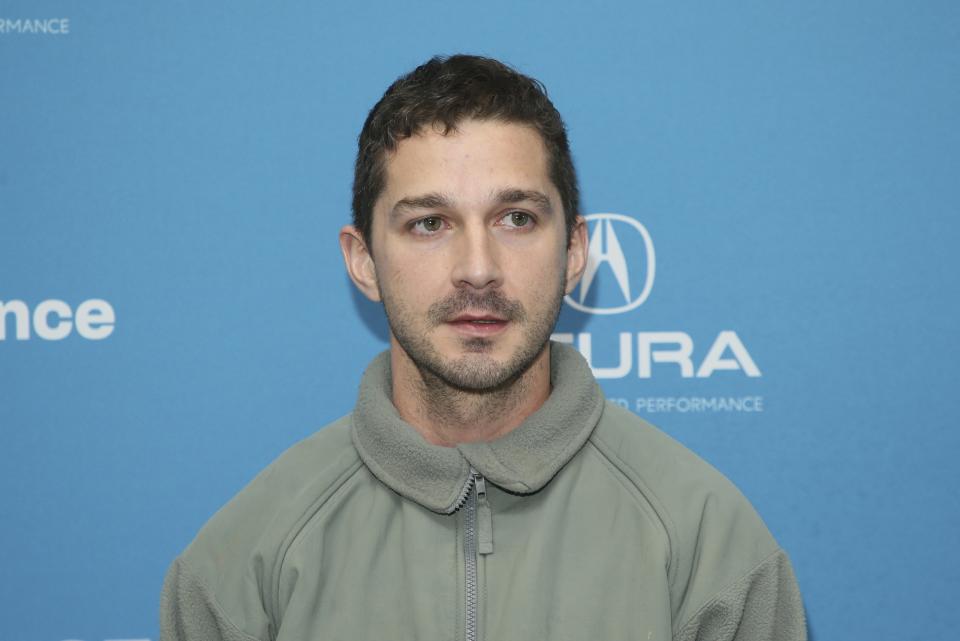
[450, 224, 504, 290]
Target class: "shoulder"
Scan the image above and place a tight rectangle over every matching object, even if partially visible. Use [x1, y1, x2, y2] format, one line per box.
[588, 402, 783, 624]
[174, 416, 365, 626]
[188, 416, 362, 548]
[591, 402, 759, 503]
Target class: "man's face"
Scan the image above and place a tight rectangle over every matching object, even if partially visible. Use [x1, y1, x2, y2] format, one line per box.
[365, 118, 585, 391]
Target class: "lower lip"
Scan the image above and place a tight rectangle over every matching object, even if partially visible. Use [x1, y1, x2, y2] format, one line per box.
[447, 320, 509, 337]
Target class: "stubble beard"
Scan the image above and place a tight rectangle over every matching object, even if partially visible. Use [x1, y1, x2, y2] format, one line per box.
[382, 280, 566, 395]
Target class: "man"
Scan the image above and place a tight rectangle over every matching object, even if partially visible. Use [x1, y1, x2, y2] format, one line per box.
[161, 55, 806, 641]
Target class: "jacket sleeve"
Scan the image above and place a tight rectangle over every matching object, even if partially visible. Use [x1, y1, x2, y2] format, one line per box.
[673, 548, 806, 641]
[160, 557, 265, 641]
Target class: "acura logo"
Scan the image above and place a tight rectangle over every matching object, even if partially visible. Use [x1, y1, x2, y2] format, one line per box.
[565, 213, 656, 315]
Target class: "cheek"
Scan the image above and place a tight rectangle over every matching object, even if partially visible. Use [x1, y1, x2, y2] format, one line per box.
[510, 247, 568, 299]
[377, 251, 448, 305]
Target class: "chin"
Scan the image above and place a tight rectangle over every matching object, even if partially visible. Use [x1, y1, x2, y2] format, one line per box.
[459, 336, 495, 353]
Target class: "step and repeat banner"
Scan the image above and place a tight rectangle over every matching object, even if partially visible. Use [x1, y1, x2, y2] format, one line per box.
[2, 2, 958, 640]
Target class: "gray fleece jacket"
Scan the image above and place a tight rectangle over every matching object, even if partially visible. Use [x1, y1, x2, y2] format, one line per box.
[161, 342, 806, 641]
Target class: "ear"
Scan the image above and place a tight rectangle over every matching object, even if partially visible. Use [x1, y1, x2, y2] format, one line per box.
[339, 225, 381, 302]
[564, 215, 588, 295]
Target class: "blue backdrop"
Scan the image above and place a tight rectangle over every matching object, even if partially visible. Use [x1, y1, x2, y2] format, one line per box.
[2, 1, 958, 640]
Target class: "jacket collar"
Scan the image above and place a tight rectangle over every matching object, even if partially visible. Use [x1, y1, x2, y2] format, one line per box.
[350, 341, 605, 513]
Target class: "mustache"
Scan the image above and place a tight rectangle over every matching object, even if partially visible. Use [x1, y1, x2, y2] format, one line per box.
[427, 290, 526, 325]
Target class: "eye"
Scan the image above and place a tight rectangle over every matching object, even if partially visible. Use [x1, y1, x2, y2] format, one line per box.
[411, 216, 445, 234]
[502, 211, 533, 229]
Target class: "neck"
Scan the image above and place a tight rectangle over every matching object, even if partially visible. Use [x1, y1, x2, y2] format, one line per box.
[390, 341, 552, 447]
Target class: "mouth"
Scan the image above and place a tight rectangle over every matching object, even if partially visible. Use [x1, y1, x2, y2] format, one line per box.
[446, 313, 509, 336]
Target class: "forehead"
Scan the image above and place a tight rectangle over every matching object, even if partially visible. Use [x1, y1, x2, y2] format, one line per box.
[378, 119, 553, 206]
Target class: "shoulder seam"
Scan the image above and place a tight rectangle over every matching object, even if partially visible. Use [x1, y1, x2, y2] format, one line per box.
[588, 429, 679, 581]
[582, 440, 673, 558]
[270, 456, 365, 624]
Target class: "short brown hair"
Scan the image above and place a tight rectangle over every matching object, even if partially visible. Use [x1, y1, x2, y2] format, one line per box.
[352, 54, 580, 248]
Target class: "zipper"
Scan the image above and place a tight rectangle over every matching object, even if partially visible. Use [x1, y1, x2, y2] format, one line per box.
[464, 472, 479, 641]
[462, 468, 494, 641]
[475, 474, 493, 555]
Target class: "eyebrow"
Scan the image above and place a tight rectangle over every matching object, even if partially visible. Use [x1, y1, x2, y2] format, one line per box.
[493, 188, 554, 215]
[390, 193, 456, 218]
[389, 188, 554, 219]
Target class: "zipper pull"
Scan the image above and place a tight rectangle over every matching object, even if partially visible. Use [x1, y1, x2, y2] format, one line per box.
[475, 473, 494, 555]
